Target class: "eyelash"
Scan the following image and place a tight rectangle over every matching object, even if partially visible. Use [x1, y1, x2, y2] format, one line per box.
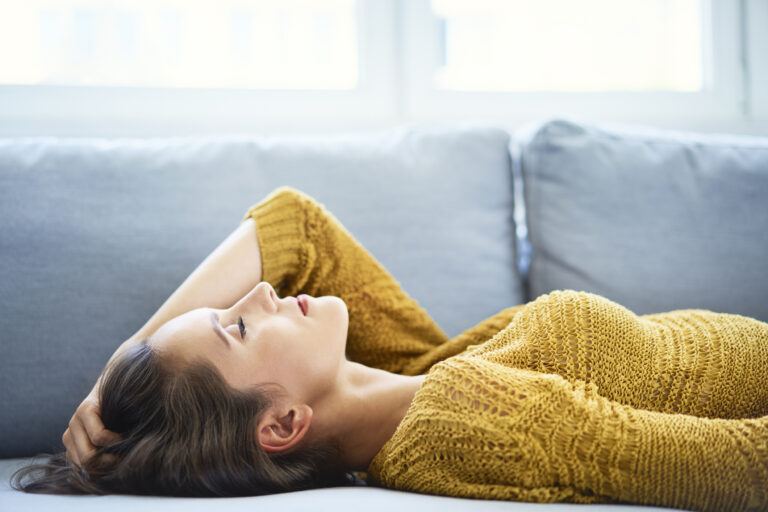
[237, 316, 246, 338]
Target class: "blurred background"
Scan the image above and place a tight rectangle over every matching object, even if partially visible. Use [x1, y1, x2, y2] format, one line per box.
[0, 0, 766, 137]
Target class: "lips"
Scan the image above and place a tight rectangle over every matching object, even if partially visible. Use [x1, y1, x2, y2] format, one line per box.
[297, 295, 309, 316]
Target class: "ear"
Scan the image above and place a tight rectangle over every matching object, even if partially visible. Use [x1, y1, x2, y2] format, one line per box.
[257, 404, 313, 454]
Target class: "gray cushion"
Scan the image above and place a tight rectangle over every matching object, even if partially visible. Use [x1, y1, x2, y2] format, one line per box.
[518, 118, 768, 321]
[0, 458, 658, 511]
[0, 126, 524, 458]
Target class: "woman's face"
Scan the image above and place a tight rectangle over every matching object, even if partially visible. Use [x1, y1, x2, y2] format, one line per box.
[147, 281, 349, 404]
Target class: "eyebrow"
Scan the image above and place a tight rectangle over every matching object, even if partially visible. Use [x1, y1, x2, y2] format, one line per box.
[209, 311, 231, 349]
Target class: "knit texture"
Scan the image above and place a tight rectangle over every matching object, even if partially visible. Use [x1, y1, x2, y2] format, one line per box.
[242, 186, 768, 512]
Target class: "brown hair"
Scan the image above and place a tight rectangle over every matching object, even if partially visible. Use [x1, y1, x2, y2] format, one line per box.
[11, 339, 358, 496]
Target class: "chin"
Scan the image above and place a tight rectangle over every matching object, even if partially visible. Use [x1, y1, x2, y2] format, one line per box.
[330, 296, 350, 341]
[337, 296, 349, 322]
[321, 295, 347, 313]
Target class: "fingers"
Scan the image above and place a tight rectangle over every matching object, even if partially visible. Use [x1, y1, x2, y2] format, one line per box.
[62, 427, 77, 466]
[80, 401, 120, 446]
[66, 416, 95, 468]
[62, 398, 121, 469]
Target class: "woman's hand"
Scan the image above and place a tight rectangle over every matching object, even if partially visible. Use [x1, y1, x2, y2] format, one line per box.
[62, 388, 120, 467]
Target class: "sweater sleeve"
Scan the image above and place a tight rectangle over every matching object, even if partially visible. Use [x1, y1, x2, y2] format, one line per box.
[368, 358, 768, 512]
[401, 304, 527, 376]
[240, 186, 450, 374]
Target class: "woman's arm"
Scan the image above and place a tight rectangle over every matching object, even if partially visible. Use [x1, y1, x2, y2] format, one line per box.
[244, 186, 451, 374]
[64, 217, 264, 467]
[98, 217, 264, 382]
[67, 184, 449, 464]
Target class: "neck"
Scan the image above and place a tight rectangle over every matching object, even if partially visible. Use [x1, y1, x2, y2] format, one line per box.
[308, 360, 426, 472]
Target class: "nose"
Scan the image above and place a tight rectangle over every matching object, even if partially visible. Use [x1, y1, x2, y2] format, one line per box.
[257, 281, 277, 308]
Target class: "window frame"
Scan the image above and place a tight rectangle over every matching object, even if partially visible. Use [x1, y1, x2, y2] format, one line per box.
[0, 0, 764, 137]
[401, 0, 745, 127]
[745, 0, 768, 127]
[0, 0, 399, 136]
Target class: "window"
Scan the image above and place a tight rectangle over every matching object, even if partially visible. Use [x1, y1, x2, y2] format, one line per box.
[0, 0, 763, 136]
[402, 0, 744, 128]
[432, 0, 703, 93]
[0, 0, 358, 90]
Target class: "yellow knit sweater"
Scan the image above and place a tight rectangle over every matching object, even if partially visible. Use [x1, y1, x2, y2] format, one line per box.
[241, 186, 768, 512]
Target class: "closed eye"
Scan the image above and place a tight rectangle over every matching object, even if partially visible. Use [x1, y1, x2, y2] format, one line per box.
[238, 316, 247, 339]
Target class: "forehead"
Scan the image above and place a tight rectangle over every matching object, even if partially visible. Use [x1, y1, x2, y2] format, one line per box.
[149, 308, 221, 354]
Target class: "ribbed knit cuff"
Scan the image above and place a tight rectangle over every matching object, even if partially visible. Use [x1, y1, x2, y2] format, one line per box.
[240, 187, 306, 291]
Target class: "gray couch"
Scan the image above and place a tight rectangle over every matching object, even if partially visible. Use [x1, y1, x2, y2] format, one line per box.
[1, 118, 766, 511]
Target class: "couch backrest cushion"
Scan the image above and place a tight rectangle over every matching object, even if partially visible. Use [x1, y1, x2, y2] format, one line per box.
[0, 126, 523, 457]
[518, 118, 768, 322]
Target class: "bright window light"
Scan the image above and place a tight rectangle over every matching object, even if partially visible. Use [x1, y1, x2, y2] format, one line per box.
[0, 0, 359, 90]
[432, 0, 703, 92]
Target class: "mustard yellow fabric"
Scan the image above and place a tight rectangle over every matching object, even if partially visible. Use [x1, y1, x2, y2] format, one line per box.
[241, 186, 768, 512]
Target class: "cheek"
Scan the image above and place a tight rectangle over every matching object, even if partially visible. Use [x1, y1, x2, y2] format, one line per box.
[261, 329, 320, 378]
[259, 332, 304, 366]
[210, 353, 255, 389]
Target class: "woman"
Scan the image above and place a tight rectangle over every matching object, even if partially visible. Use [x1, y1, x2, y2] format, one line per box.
[11, 186, 768, 510]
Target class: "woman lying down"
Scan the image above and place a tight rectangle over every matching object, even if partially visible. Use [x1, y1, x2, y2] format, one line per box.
[12, 186, 768, 512]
